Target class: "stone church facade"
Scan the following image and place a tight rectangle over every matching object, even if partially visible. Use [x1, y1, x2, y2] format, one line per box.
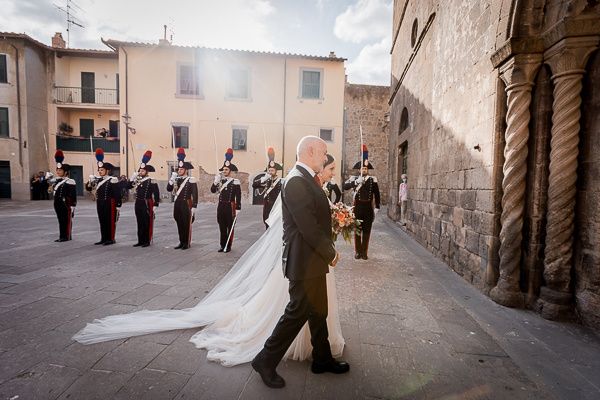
[388, 0, 600, 332]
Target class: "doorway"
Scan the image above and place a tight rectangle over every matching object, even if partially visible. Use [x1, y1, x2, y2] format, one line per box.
[81, 72, 95, 104]
[69, 165, 84, 196]
[0, 161, 10, 198]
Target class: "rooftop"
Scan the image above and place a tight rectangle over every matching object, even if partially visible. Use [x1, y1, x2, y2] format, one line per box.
[102, 38, 347, 62]
[0, 32, 117, 58]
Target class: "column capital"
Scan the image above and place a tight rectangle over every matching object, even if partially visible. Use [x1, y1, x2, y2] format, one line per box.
[544, 36, 599, 77]
[499, 54, 543, 90]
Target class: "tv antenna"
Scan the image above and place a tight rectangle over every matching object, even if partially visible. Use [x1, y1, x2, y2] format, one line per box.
[53, 0, 85, 48]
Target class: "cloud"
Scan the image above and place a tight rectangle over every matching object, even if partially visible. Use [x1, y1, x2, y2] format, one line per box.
[0, 0, 276, 51]
[346, 36, 391, 85]
[334, 0, 392, 44]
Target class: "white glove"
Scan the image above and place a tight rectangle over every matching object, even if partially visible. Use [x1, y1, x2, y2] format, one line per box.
[71, 206, 75, 217]
[130, 172, 138, 181]
[153, 206, 158, 213]
[356, 176, 365, 185]
[214, 174, 221, 185]
[260, 175, 269, 183]
[89, 175, 96, 181]
[374, 208, 380, 215]
[170, 171, 178, 180]
[45, 171, 53, 179]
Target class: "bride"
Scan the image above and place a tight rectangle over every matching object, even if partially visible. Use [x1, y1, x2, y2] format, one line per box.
[73, 155, 344, 366]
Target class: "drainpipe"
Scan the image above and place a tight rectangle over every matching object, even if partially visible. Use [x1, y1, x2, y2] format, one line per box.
[123, 47, 129, 176]
[6, 41, 23, 173]
[282, 57, 287, 176]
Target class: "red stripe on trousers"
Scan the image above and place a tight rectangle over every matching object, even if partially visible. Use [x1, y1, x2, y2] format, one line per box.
[148, 199, 154, 242]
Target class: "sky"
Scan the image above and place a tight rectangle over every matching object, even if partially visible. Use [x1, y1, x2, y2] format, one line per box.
[0, 0, 392, 85]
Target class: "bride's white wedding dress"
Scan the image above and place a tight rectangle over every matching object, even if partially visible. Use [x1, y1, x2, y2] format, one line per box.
[73, 196, 344, 366]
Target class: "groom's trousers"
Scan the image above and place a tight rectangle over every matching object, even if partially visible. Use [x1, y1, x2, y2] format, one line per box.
[256, 275, 333, 367]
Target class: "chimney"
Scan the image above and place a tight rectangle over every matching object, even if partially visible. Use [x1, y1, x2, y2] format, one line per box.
[158, 24, 171, 46]
[52, 32, 66, 49]
[329, 51, 336, 58]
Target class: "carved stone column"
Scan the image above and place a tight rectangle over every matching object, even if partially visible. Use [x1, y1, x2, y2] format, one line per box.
[539, 37, 599, 320]
[490, 54, 542, 308]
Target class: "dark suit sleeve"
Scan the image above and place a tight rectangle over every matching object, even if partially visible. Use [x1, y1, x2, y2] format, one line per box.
[234, 184, 241, 210]
[342, 179, 356, 191]
[191, 183, 198, 208]
[373, 181, 381, 209]
[67, 182, 77, 206]
[284, 177, 336, 264]
[252, 179, 265, 189]
[332, 184, 342, 203]
[126, 180, 135, 190]
[112, 182, 122, 207]
[166, 182, 174, 192]
[210, 183, 219, 193]
[152, 183, 160, 206]
[85, 181, 93, 192]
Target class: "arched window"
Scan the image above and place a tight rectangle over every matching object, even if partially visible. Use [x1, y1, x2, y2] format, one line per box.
[411, 18, 418, 48]
[399, 107, 409, 133]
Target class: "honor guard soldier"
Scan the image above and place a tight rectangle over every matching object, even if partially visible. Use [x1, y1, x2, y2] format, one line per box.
[252, 147, 282, 228]
[85, 148, 122, 245]
[211, 148, 242, 252]
[343, 145, 381, 260]
[50, 150, 77, 242]
[128, 150, 160, 247]
[166, 148, 198, 250]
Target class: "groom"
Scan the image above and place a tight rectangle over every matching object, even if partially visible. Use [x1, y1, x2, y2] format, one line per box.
[252, 136, 349, 388]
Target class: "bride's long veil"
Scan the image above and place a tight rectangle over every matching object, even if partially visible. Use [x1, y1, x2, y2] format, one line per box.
[72, 196, 285, 345]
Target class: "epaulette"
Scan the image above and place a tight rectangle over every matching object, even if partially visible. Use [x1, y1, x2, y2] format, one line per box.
[371, 176, 378, 183]
[110, 177, 118, 184]
[233, 179, 241, 185]
[66, 178, 76, 185]
[189, 177, 197, 183]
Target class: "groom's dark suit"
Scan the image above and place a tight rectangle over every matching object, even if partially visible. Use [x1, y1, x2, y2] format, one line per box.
[254, 164, 337, 370]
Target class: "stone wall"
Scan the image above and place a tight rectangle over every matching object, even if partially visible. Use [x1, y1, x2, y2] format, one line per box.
[388, 0, 503, 290]
[342, 83, 390, 204]
[576, 49, 600, 331]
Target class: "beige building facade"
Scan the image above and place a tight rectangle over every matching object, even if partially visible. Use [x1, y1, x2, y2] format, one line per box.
[388, 0, 600, 332]
[103, 39, 346, 202]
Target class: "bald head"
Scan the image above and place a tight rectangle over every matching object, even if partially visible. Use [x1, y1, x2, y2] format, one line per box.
[297, 135, 328, 173]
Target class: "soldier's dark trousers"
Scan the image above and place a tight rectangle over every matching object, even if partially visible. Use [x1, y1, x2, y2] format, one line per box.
[54, 200, 72, 240]
[354, 201, 374, 256]
[174, 199, 192, 246]
[135, 198, 155, 245]
[217, 202, 235, 250]
[97, 199, 117, 242]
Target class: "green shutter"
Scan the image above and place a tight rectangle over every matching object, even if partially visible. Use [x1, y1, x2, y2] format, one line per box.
[0, 108, 9, 138]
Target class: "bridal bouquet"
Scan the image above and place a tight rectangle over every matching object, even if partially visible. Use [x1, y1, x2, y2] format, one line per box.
[330, 202, 361, 243]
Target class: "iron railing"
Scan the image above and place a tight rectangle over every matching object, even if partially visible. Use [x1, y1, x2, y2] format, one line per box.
[56, 136, 120, 153]
[54, 86, 119, 106]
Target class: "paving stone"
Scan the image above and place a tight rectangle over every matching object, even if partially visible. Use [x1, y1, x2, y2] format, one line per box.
[0, 362, 81, 400]
[110, 284, 171, 306]
[146, 341, 202, 375]
[93, 340, 167, 373]
[56, 369, 134, 400]
[113, 368, 190, 400]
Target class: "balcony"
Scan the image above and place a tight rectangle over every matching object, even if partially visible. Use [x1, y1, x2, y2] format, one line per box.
[54, 86, 119, 107]
[56, 136, 120, 153]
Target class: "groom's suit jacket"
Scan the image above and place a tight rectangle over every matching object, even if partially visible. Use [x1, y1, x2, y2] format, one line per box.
[281, 165, 336, 281]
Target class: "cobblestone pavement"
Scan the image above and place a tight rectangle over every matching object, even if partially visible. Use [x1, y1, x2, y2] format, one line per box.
[0, 199, 599, 400]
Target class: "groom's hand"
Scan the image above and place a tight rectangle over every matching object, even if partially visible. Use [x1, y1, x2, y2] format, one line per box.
[330, 251, 340, 267]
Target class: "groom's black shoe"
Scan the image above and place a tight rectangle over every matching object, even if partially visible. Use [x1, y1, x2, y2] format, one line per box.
[311, 359, 350, 374]
[354, 253, 361, 259]
[251, 358, 285, 388]
[174, 243, 183, 249]
[217, 248, 224, 253]
[361, 254, 368, 260]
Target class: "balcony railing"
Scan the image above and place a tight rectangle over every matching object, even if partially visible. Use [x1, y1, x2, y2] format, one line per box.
[54, 86, 119, 106]
[56, 136, 120, 153]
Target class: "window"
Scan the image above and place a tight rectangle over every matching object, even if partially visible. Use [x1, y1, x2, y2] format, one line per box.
[319, 128, 333, 142]
[0, 55, 7, 84]
[300, 68, 322, 99]
[227, 68, 250, 99]
[177, 63, 201, 96]
[0, 108, 8, 138]
[172, 125, 189, 148]
[411, 19, 419, 48]
[400, 107, 409, 133]
[232, 127, 247, 151]
[79, 119, 94, 138]
[108, 120, 119, 138]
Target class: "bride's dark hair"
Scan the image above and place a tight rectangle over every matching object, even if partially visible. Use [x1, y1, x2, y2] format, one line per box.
[324, 154, 335, 167]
